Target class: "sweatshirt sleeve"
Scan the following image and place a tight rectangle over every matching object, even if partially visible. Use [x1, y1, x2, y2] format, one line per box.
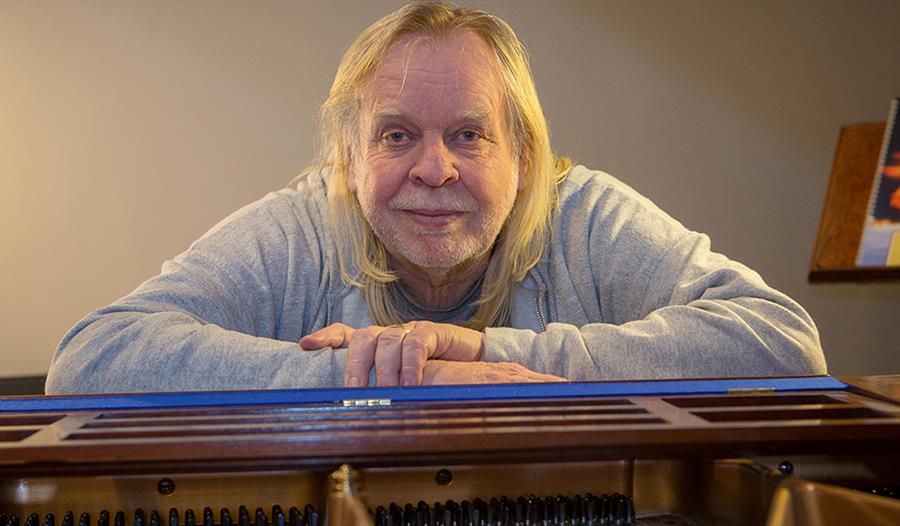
[482, 170, 826, 380]
[46, 185, 345, 394]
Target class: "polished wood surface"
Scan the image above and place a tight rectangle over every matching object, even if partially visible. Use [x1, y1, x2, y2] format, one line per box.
[809, 122, 900, 282]
[2, 378, 899, 525]
[1, 383, 899, 474]
[844, 374, 900, 403]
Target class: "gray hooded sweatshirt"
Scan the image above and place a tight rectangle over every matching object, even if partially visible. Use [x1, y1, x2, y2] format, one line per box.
[46, 166, 826, 394]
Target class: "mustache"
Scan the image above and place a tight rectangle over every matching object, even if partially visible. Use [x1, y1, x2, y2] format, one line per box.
[388, 190, 478, 212]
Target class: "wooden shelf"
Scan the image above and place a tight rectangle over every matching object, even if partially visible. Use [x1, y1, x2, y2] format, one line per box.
[809, 122, 900, 282]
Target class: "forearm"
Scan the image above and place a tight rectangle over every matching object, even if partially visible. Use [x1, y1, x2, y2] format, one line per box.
[44, 186, 343, 394]
[47, 309, 342, 394]
[483, 297, 825, 381]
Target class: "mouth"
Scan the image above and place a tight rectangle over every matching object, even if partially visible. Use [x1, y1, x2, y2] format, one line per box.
[402, 209, 465, 228]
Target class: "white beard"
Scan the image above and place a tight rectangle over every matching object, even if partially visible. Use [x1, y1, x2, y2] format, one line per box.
[356, 175, 519, 270]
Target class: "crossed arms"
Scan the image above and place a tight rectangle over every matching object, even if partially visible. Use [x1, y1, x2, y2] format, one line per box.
[46, 169, 826, 394]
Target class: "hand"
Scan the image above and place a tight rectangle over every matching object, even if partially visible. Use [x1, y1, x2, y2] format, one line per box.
[299, 321, 484, 387]
[422, 360, 568, 385]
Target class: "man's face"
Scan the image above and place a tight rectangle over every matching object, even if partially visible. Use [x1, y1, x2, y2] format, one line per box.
[349, 31, 524, 271]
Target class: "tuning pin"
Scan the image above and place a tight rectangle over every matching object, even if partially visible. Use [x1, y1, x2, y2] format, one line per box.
[400, 503, 413, 526]
[460, 501, 470, 526]
[563, 495, 574, 525]
[613, 495, 632, 525]
[271, 507, 284, 526]
[416, 501, 430, 526]
[600, 495, 612, 525]
[525, 504, 539, 526]
[303, 505, 318, 526]
[373, 506, 385, 526]
[432, 502, 444, 526]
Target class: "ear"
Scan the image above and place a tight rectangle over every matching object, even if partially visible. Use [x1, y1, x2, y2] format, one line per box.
[516, 152, 529, 191]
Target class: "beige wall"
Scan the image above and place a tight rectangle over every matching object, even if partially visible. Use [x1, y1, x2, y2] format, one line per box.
[1, 0, 898, 379]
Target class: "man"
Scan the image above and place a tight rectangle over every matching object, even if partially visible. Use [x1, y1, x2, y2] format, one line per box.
[45, 1, 825, 394]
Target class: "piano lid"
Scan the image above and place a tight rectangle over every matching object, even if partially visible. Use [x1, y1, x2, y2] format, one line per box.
[2, 375, 898, 469]
[0, 376, 847, 412]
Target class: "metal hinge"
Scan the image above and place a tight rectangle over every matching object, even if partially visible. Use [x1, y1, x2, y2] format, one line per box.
[342, 399, 392, 407]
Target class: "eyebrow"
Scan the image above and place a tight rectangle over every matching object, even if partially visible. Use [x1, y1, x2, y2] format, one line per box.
[370, 109, 494, 127]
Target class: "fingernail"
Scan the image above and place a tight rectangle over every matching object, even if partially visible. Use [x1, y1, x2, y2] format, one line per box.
[401, 378, 413, 387]
[347, 376, 361, 387]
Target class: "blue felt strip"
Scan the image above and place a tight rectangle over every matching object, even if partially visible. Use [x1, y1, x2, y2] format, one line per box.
[0, 376, 847, 413]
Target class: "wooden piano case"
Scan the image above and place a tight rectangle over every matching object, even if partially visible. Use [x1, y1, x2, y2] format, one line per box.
[1, 376, 898, 525]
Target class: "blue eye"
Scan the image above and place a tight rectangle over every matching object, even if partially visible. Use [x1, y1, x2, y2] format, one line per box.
[458, 130, 480, 142]
[385, 132, 409, 143]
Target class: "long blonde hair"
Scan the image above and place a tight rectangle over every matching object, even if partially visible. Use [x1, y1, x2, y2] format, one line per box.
[311, 1, 571, 330]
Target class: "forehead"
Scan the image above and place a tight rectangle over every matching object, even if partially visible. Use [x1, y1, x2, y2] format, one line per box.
[362, 30, 505, 123]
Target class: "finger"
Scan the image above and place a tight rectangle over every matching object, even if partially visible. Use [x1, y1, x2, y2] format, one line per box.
[299, 323, 355, 350]
[420, 360, 459, 386]
[507, 363, 568, 383]
[421, 320, 483, 362]
[344, 326, 383, 387]
[480, 362, 567, 384]
[400, 326, 434, 386]
[374, 326, 407, 387]
[524, 371, 569, 383]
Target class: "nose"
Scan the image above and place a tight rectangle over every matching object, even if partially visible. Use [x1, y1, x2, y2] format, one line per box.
[408, 136, 459, 187]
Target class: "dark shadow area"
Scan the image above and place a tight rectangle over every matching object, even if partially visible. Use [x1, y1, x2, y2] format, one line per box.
[0, 375, 46, 395]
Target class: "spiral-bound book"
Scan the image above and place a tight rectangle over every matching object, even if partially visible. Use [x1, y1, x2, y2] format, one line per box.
[856, 98, 900, 267]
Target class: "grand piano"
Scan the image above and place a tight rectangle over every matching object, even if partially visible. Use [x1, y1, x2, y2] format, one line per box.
[1, 376, 899, 525]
